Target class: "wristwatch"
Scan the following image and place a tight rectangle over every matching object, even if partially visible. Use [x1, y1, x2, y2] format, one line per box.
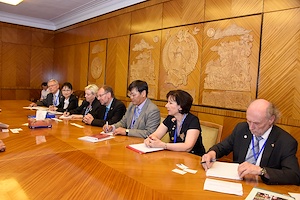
[125, 129, 129, 136]
[260, 167, 267, 176]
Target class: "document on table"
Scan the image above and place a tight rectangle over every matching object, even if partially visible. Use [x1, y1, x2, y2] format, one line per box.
[78, 133, 114, 143]
[204, 178, 243, 196]
[206, 161, 241, 180]
[126, 143, 164, 154]
[23, 106, 48, 111]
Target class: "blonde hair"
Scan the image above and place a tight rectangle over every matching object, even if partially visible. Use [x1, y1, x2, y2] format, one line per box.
[85, 84, 99, 95]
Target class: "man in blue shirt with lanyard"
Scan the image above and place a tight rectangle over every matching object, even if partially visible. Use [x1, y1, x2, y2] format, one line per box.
[201, 99, 300, 185]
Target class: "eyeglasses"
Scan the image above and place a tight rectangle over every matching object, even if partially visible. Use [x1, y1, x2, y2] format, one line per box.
[48, 84, 57, 88]
[62, 89, 71, 92]
[98, 92, 108, 97]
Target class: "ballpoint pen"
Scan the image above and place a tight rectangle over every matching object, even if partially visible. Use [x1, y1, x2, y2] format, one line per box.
[200, 159, 217, 164]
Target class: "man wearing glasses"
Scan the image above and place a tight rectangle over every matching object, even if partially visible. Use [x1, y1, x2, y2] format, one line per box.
[30, 79, 62, 108]
[103, 80, 160, 138]
[83, 85, 126, 127]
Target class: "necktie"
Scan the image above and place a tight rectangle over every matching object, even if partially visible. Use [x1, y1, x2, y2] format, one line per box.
[53, 95, 58, 106]
[245, 136, 263, 164]
[104, 107, 109, 120]
[130, 107, 140, 128]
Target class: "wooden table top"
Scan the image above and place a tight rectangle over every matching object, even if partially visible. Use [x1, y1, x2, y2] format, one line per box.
[0, 100, 299, 200]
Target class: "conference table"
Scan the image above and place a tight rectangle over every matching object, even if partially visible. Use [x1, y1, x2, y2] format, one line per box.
[0, 100, 299, 200]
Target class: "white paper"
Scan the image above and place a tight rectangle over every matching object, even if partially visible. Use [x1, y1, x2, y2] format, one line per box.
[36, 110, 47, 120]
[23, 106, 48, 111]
[70, 123, 84, 128]
[288, 193, 300, 200]
[59, 115, 72, 119]
[204, 178, 243, 196]
[206, 161, 242, 180]
[48, 111, 64, 115]
[176, 164, 189, 170]
[78, 135, 114, 143]
[128, 143, 164, 153]
[51, 118, 62, 122]
[183, 168, 197, 174]
[172, 168, 187, 175]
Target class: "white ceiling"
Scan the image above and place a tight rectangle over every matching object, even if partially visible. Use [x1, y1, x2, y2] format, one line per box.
[0, 0, 146, 30]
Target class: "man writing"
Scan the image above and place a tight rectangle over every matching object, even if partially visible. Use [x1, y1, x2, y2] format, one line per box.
[201, 99, 300, 185]
[83, 85, 126, 127]
[104, 80, 160, 138]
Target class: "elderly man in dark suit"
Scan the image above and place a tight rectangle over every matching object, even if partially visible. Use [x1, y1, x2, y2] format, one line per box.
[201, 99, 300, 185]
[104, 80, 160, 138]
[83, 85, 126, 127]
[30, 79, 62, 107]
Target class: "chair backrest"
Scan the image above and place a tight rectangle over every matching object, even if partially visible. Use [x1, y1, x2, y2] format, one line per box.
[160, 114, 170, 143]
[201, 121, 223, 152]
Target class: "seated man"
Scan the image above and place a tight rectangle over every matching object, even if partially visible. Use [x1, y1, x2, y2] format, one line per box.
[83, 85, 126, 127]
[201, 99, 300, 185]
[104, 80, 160, 138]
[30, 79, 62, 108]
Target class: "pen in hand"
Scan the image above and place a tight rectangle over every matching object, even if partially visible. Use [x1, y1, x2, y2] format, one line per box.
[104, 121, 108, 132]
[201, 159, 217, 164]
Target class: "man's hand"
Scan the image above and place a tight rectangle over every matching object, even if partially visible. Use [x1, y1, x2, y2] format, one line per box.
[201, 151, 216, 171]
[238, 162, 261, 178]
[113, 127, 126, 136]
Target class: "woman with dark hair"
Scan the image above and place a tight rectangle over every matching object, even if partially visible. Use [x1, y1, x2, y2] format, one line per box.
[144, 90, 205, 156]
[49, 82, 78, 112]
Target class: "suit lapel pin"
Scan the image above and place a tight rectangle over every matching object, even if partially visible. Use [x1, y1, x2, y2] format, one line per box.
[271, 143, 274, 147]
[244, 135, 247, 139]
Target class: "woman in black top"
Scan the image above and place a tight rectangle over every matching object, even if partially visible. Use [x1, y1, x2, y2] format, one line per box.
[63, 84, 101, 119]
[144, 90, 205, 156]
[54, 82, 78, 112]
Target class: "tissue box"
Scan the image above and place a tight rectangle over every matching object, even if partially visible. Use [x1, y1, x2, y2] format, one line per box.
[28, 118, 52, 129]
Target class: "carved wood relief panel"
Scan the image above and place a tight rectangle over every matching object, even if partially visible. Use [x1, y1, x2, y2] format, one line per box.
[88, 40, 107, 86]
[129, 31, 161, 99]
[159, 24, 202, 102]
[200, 15, 262, 110]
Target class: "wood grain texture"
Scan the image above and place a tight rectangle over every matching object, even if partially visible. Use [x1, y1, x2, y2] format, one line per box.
[88, 40, 106, 86]
[89, 19, 108, 41]
[0, 100, 299, 199]
[131, 4, 163, 34]
[264, 0, 300, 12]
[108, 13, 131, 38]
[259, 8, 300, 123]
[107, 36, 130, 97]
[200, 15, 262, 110]
[159, 24, 202, 102]
[129, 31, 162, 99]
[163, 0, 205, 28]
[30, 47, 54, 87]
[205, 0, 263, 21]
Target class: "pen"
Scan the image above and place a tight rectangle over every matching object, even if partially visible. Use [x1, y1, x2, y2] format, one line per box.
[105, 121, 108, 132]
[200, 159, 216, 164]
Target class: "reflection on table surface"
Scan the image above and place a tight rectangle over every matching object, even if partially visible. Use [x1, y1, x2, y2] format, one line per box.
[0, 100, 299, 199]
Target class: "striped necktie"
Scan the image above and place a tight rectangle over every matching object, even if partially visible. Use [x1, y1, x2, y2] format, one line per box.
[130, 107, 140, 128]
[245, 136, 263, 164]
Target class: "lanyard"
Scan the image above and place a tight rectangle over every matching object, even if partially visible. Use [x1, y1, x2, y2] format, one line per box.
[84, 105, 92, 116]
[251, 135, 267, 161]
[174, 114, 187, 143]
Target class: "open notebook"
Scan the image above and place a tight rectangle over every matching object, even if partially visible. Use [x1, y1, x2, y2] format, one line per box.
[126, 143, 164, 154]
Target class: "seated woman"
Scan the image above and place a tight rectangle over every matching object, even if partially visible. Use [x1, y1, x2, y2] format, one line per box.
[49, 82, 78, 112]
[63, 84, 101, 119]
[144, 90, 205, 156]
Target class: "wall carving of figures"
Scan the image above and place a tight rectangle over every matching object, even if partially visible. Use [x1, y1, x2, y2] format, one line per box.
[200, 15, 261, 110]
[159, 25, 202, 102]
[129, 31, 161, 99]
[88, 40, 107, 85]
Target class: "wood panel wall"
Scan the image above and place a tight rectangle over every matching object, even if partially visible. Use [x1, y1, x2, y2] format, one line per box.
[0, 0, 299, 160]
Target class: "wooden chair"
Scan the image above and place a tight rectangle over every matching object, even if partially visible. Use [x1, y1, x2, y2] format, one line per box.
[201, 121, 223, 152]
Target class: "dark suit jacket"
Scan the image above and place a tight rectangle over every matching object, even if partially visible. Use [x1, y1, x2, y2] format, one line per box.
[37, 90, 62, 107]
[56, 94, 78, 112]
[69, 97, 101, 117]
[210, 122, 300, 185]
[91, 98, 126, 127]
